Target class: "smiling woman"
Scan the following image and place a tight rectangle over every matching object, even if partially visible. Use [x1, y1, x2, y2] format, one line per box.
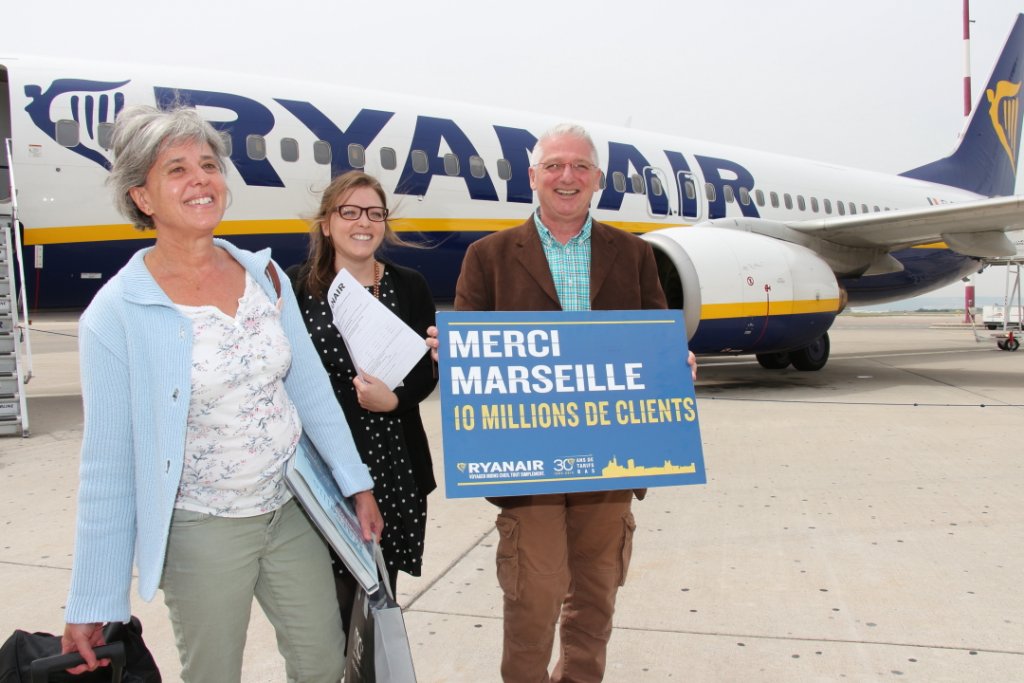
[60, 105, 383, 683]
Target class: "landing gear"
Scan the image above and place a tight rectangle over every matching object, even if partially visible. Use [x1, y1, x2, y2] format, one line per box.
[997, 331, 1020, 351]
[790, 332, 830, 371]
[756, 352, 791, 369]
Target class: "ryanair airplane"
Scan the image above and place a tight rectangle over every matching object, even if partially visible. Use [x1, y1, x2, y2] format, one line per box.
[1, 14, 1022, 371]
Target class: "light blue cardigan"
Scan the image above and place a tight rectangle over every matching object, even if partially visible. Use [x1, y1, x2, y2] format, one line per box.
[65, 240, 375, 623]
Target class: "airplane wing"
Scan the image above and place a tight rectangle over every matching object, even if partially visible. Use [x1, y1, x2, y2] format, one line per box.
[786, 194, 1024, 257]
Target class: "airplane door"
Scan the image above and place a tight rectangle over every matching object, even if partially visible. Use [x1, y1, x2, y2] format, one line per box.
[642, 166, 671, 218]
[676, 170, 703, 222]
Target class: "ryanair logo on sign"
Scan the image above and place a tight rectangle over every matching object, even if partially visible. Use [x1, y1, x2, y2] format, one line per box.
[988, 79, 1022, 173]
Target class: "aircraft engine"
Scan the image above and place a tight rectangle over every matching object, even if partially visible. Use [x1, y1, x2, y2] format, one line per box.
[642, 227, 843, 370]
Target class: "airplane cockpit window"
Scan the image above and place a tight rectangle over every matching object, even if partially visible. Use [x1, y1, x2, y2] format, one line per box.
[612, 171, 626, 193]
[220, 133, 233, 157]
[810, 197, 819, 212]
[411, 150, 429, 173]
[97, 123, 114, 150]
[246, 135, 267, 161]
[823, 198, 832, 214]
[836, 201, 846, 215]
[280, 138, 299, 163]
[348, 144, 366, 169]
[769, 191, 779, 208]
[797, 195, 806, 211]
[784, 193, 793, 209]
[469, 155, 486, 179]
[313, 140, 331, 165]
[630, 173, 645, 194]
[723, 185, 734, 203]
[55, 119, 79, 147]
[739, 187, 750, 205]
[704, 183, 716, 202]
[496, 159, 512, 180]
[380, 147, 397, 170]
[443, 153, 460, 176]
[755, 189, 765, 206]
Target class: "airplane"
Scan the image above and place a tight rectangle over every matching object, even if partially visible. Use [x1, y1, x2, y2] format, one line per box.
[1, 14, 1022, 372]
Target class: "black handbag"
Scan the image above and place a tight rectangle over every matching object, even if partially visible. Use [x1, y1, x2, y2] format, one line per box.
[0, 616, 160, 683]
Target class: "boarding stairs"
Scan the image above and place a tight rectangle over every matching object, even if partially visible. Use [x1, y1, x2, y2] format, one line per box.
[1, 137, 31, 436]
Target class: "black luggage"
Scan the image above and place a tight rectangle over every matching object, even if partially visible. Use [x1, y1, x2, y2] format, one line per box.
[0, 617, 160, 683]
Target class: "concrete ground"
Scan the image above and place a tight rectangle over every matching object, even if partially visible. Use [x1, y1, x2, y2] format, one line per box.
[1, 312, 1021, 682]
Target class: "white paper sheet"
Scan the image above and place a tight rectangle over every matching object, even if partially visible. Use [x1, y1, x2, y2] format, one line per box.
[327, 267, 428, 390]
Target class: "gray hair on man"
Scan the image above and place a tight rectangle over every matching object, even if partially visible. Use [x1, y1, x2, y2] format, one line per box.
[107, 104, 228, 230]
[530, 122, 600, 167]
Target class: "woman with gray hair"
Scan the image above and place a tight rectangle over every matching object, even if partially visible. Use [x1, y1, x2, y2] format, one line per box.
[59, 104, 383, 682]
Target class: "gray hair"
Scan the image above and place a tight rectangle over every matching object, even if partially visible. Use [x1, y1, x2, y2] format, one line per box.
[530, 123, 600, 167]
[107, 105, 228, 229]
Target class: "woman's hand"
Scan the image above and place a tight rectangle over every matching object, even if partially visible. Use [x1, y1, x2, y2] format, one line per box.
[688, 350, 697, 381]
[352, 490, 384, 542]
[61, 622, 109, 674]
[425, 325, 439, 363]
[352, 372, 398, 413]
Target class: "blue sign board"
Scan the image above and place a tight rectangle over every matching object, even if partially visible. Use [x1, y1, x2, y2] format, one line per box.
[437, 309, 705, 498]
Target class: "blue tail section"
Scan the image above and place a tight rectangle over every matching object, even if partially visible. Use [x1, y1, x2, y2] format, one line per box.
[901, 14, 1024, 197]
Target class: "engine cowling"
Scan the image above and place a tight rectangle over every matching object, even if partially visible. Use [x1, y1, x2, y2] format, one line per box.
[642, 227, 842, 355]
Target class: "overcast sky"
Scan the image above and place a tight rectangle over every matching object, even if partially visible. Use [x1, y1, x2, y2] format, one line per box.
[6, 0, 1023, 305]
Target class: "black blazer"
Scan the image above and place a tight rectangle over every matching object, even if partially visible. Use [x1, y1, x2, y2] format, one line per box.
[287, 260, 438, 497]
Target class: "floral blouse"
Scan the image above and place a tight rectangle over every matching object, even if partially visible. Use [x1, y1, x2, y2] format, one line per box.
[174, 273, 301, 517]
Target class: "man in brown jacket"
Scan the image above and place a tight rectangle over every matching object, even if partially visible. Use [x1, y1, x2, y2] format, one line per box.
[451, 123, 692, 682]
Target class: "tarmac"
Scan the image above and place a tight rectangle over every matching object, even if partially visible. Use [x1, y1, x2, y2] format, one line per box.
[1, 312, 1022, 682]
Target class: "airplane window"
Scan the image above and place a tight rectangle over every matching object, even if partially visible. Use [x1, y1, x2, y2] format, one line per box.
[444, 153, 460, 176]
[861, 203, 869, 214]
[650, 175, 664, 196]
[755, 189, 765, 206]
[599, 172, 607, 190]
[97, 123, 114, 150]
[770, 191, 779, 208]
[739, 187, 750, 205]
[631, 173, 645, 194]
[348, 144, 366, 169]
[704, 183, 716, 202]
[220, 133, 233, 157]
[810, 197, 819, 212]
[612, 172, 626, 193]
[837, 201, 846, 215]
[496, 158, 512, 180]
[55, 119, 79, 147]
[723, 185, 734, 203]
[412, 150, 429, 174]
[246, 135, 267, 161]
[380, 147, 397, 170]
[313, 140, 331, 165]
[823, 198, 832, 214]
[873, 205, 880, 212]
[469, 155, 486, 179]
[797, 195, 806, 211]
[784, 193, 793, 210]
[848, 202, 856, 214]
[280, 138, 299, 163]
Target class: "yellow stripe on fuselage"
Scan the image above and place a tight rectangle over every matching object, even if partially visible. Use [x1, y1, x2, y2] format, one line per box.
[700, 298, 842, 319]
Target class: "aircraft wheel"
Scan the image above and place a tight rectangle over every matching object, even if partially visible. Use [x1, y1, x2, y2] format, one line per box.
[997, 340, 1008, 350]
[1007, 338, 1020, 352]
[790, 332, 830, 371]
[756, 352, 791, 369]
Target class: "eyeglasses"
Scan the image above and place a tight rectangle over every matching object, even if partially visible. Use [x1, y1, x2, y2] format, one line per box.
[335, 204, 389, 222]
[536, 161, 598, 175]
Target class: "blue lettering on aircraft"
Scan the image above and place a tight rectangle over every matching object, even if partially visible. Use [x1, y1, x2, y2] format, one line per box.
[493, 125, 537, 203]
[597, 142, 669, 215]
[395, 116, 499, 201]
[275, 101, 393, 178]
[156, 87, 284, 188]
[695, 155, 759, 219]
[663, 150, 701, 219]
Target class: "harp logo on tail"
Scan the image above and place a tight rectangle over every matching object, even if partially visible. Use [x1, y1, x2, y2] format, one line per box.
[987, 79, 1022, 173]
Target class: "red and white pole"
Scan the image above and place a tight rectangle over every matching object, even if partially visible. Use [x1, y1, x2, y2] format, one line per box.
[963, 0, 972, 117]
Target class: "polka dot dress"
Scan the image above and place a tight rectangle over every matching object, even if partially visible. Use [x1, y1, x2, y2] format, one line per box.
[298, 266, 426, 578]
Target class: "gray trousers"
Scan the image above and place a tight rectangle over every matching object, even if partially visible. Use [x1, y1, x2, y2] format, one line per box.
[161, 499, 345, 683]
